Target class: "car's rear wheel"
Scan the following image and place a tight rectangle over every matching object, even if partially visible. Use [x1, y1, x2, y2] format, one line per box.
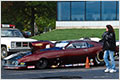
[95, 51, 105, 66]
[1, 47, 8, 59]
[36, 59, 48, 69]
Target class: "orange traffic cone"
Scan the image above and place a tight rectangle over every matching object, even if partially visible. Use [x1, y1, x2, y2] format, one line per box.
[85, 57, 90, 69]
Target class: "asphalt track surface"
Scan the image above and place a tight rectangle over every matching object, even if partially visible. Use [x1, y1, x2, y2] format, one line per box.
[1, 61, 119, 79]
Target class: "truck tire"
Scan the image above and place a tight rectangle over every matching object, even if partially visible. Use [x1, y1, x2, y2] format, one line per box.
[1, 47, 8, 59]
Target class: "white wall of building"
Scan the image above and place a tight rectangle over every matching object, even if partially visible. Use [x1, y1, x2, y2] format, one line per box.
[56, 21, 119, 29]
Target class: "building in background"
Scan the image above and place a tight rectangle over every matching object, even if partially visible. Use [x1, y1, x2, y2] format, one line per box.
[56, 1, 119, 29]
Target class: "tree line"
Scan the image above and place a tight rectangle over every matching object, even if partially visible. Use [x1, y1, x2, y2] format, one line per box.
[1, 1, 57, 35]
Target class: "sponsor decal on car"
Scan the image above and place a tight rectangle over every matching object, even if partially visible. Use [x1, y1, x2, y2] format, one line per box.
[35, 43, 43, 46]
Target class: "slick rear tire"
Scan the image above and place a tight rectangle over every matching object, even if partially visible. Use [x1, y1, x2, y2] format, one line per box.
[36, 59, 48, 69]
[95, 51, 105, 66]
[1, 47, 8, 59]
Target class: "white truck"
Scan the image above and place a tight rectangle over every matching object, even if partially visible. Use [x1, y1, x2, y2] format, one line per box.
[1, 24, 37, 59]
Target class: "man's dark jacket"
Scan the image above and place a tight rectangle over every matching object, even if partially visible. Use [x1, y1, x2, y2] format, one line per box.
[102, 31, 116, 51]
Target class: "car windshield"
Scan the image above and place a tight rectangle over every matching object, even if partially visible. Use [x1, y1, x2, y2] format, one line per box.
[1, 29, 23, 37]
[55, 41, 69, 48]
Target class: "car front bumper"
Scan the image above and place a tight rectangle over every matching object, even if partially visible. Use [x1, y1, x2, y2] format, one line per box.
[4, 66, 27, 69]
[2, 63, 35, 69]
[2, 63, 27, 69]
[3, 65, 36, 69]
[2, 60, 27, 69]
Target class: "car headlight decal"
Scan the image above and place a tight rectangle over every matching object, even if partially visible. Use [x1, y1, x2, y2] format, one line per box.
[20, 62, 26, 66]
[12, 61, 18, 66]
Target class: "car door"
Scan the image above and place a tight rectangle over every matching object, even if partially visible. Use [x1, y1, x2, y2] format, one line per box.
[64, 42, 92, 64]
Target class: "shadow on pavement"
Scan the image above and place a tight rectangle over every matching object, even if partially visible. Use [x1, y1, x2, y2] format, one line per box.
[31, 76, 82, 79]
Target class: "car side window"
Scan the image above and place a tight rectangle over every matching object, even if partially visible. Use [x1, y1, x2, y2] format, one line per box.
[67, 42, 88, 49]
[74, 42, 88, 48]
[87, 43, 94, 48]
[66, 42, 94, 49]
[66, 44, 76, 49]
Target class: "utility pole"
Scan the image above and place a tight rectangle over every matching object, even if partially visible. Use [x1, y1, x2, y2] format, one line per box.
[34, 22, 38, 35]
[31, 7, 35, 36]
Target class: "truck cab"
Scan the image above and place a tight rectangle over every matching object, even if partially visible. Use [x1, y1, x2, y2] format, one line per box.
[1, 24, 37, 59]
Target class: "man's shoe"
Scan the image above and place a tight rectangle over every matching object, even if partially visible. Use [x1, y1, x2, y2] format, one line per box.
[104, 68, 110, 73]
[109, 69, 117, 73]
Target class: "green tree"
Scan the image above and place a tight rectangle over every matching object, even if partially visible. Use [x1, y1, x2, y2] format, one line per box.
[1, 1, 56, 35]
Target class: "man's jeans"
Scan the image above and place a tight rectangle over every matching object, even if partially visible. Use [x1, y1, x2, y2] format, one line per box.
[104, 50, 116, 69]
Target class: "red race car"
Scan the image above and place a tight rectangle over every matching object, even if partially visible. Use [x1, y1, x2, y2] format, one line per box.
[2, 40, 104, 69]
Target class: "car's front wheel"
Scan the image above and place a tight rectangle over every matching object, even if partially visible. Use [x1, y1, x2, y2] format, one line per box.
[95, 51, 105, 66]
[36, 59, 48, 69]
[1, 47, 8, 59]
